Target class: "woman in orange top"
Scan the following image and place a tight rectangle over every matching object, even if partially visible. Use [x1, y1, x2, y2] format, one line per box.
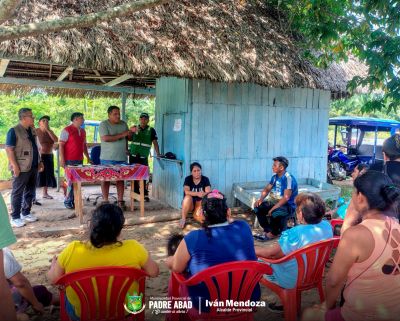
[303, 170, 400, 321]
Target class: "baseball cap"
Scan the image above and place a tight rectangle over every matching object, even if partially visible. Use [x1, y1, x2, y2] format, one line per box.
[140, 112, 149, 119]
[39, 115, 50, 121]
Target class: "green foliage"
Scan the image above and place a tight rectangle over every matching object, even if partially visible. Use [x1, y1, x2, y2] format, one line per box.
[0, 93, 155, 180]
[266, 0, 400, 112]
[0, 93, 155, 142]
[330, 94, 400, 120]
[328, 93, 400, 142]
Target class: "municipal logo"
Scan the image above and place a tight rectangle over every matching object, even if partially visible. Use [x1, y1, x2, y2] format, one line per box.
[124, 292, 146, 314]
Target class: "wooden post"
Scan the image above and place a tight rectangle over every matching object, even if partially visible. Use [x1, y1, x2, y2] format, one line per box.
[130, 181, 134, 212]
[73, 182, 83, 224]
[139, 180, 145, 217]
[121, 92, 127, 121]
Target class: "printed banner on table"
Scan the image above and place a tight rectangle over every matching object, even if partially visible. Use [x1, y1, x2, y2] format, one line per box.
[65, 164, 149, 182]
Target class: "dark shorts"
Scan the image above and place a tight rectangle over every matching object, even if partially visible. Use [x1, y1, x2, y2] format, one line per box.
[37, 153, 57, 188]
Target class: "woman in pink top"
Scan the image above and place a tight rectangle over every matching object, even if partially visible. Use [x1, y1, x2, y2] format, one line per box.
[303, 170, 400, 321]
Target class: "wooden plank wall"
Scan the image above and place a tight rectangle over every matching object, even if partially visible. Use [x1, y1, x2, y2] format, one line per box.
[190, 80, 330, 205]
[153, 77, 191, 208]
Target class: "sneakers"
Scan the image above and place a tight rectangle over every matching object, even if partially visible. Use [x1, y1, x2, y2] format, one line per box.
[22, 213, 38, 222]
[64, 202, 75, 209]
[10, 218, 26, 228]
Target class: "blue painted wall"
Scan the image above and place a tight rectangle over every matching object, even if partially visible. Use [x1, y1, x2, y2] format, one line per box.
[154, 77, 330, 208]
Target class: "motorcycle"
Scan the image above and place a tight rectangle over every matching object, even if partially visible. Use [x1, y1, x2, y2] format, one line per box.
[327, 146, 361, 182]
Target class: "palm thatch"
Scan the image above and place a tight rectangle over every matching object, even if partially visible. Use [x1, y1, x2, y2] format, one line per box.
[0, 0, 367, 94]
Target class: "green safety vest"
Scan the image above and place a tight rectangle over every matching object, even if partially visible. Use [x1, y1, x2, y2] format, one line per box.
[129, 126, 152, 158]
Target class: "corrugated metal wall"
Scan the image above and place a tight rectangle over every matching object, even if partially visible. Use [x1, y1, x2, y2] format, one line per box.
[154, 77, 330, 208]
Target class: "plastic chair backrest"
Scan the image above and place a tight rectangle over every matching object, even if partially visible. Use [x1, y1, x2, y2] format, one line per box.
[172, 261, 272, 317]
[55, 266, 147, 321]
[90, 145, 101, 165]
[282, 239, 335, 290]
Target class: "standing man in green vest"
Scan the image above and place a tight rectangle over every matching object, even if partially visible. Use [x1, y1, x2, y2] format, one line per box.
[129, 112, 161, 202]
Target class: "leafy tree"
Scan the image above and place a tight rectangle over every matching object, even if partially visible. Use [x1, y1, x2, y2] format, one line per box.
[266, 0, 400, 112]
[330, 94, 400, 120]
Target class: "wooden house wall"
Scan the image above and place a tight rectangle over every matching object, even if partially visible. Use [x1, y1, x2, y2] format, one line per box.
[153, 77, 331, 208]
[153, 77, 191, 208]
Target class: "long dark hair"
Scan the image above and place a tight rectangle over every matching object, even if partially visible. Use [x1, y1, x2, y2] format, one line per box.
[89, 204, 125, 248]
[201, 190, 229, 237]
[354, 171, 400, 214]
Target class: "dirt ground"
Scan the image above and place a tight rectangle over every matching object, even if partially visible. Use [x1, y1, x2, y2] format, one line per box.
[3, 185, 325, 321]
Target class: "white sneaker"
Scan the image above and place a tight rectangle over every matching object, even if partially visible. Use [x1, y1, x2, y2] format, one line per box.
[22, 213, 38, 222]
[10, 218, 26, 228]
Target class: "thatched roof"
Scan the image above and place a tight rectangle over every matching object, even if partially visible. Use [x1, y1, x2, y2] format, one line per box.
[0, 0, 367, 94]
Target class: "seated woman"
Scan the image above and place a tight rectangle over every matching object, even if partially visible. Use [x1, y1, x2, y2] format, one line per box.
[302, 171, 400, 321]
[47, 204, 159, 320]
[255, 193, 333, 312]
[180, 162, 211, 228]
[167, 190, 260, 311]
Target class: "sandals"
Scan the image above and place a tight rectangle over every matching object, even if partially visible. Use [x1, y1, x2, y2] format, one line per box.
[43, 195, 54, 199]
[253, 233, 278, 242]
[179, 218, 186, 229]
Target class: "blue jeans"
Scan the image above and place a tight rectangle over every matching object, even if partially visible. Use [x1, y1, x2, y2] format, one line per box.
[65, 160, 83, 206]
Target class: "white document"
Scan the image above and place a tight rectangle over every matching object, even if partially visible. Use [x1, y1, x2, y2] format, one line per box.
[173, 118, 182, 132]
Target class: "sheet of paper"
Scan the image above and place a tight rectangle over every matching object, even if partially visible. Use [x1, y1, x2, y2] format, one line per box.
[173, 118, 182, 132]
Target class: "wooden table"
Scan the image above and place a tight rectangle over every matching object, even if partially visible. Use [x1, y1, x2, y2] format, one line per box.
[65, 164, 149, 223]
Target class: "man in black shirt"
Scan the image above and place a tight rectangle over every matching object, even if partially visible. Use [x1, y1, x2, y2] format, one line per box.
[369, 134, 400, 186]
[343, 134, 400, 232]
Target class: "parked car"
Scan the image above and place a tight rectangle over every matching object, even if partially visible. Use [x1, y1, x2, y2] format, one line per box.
[327, 116, 400, 182]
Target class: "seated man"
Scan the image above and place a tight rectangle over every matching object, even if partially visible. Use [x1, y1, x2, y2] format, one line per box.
[3, 247, 58, 318]
[253, 156, 298, 241]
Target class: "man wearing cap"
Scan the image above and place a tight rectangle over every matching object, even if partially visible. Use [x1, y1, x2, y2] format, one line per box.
[253, 156, 298, 241]
[129, 112, 160, 202]
[99, 106, 131, 209]
[36, 116, 58, 200]
[5, 108, 43, 228]
[59, 112, 91, 209]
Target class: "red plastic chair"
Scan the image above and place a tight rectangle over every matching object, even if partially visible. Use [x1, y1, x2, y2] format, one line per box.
[55, 266, 148, 321]
[330, 219, 344, 248]
[258, 238, 336, 321]
[169, 260, 273, 321]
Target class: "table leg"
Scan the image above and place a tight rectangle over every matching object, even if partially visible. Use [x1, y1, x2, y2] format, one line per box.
[73, 182, 83, 224]
[139, 180, 145, 217]
[130, 181, 134, 212]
